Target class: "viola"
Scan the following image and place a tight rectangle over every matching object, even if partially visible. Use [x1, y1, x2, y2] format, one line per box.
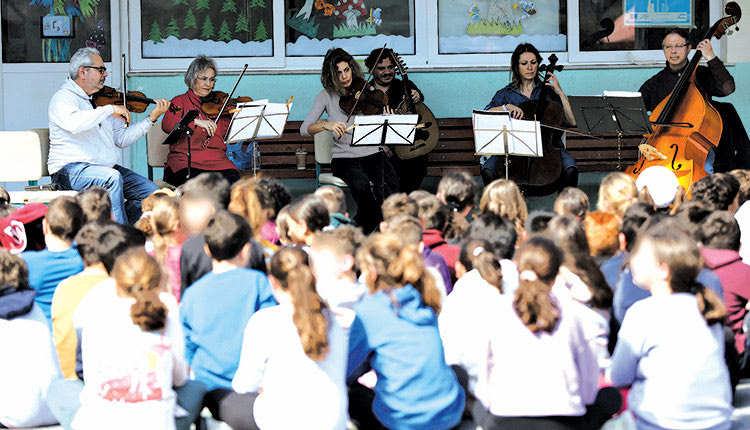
[339, 77, 389, 116]
[625, 2, 741, 195]
[200, 91, 254, 119]
[91, 85, 181, 114]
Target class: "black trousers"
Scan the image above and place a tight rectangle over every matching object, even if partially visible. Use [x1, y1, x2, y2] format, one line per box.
[163, 166, 240, 188]
[204, 388, 260, 430]
[391, 153, 428, 194]
[331, 152, 399, 233]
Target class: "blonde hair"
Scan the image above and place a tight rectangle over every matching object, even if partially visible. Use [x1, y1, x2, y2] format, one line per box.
[554, 187, 589, 220]
[270, 247, 330, 361]
[513, 237, 562, 333]
[597, 172, 637, 219]
[479, 179, 528, 236]
[136, 191, 180, 269]
[314, 185, 346, 214]
[111, 249, 167, 332]
[356, 233, 441, 314]
[228, 179, 268, 238]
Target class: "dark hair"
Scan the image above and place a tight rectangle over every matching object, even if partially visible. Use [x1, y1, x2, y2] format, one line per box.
[699, 211, 741, 251]
[204, 210, 252, 261]
[620, 202, 655, 252]
[546, 215, 613, 309]
[459, 239, 503, 293]
[634, 225, 725, 325]
[364, 47, 396, 70]
[0, 249, 30, 290]
[525, 210, 556, 235]
[466, 213, 517, 260]
[112, 249, 167, 332]
[256, 177, 292, 221]
[691, 173, 740, 211]
[270, 247, 330, 361]
[413, 193, 449, 233]
[663, 27, 691, 45]
[321, 48, 364, 96]
[554, 187, 590, 221]
[513, 237, 562, 333]
[437, 171, 475, 240]
[0, 186, 14, 218]
[381, 193, 419, 221]
[673, 200, 712, 240]
[76, 222, 146, 272]
[76, 186, 112, 224]
[178, 172, 231, 210]
[46, 196, 84, 242]
[728, 169, 750, 206]
[288, 195, 330, 234]
[510, 43, 542, 89]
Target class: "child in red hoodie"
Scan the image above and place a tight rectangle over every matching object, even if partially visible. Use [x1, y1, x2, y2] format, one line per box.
[410, 191, 460, 289]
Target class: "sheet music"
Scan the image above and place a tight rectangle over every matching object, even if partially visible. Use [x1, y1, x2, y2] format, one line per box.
[226, 100, 292, 142]
[351, 114, 419, 146]
[472, 110, 542, 156]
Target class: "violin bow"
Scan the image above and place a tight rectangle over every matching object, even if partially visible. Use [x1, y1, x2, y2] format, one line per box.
[121, 54, 129, 125]
[346, 44, 387, 122]
[214, 63, 249, 124]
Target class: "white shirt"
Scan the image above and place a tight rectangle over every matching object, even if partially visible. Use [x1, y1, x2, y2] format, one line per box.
[0, 304, 60, 428]
[47, 77, 153, 174]
[232, 304, 348, 430]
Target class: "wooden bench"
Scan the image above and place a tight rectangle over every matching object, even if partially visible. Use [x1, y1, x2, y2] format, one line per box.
[241, 119, 643, 179]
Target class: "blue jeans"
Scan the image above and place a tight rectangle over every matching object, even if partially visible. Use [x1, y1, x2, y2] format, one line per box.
[52, 162, 159, 224]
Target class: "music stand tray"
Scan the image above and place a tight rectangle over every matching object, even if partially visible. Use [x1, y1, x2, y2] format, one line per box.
[350, 114, 419, 147]
[568, 93, 652, 135]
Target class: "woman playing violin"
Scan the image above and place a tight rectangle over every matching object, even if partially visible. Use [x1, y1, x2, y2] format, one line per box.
[482, 43, 578, 188]
[300, 48, 398, 233]
[161, 55, 240, 187]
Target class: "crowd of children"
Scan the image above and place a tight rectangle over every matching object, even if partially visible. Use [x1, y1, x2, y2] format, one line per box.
[2, 165, 750, 430]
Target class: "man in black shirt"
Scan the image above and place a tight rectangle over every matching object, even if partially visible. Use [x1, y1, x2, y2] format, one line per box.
[639, 28, 748, 171]
[365, 48, 427, 193]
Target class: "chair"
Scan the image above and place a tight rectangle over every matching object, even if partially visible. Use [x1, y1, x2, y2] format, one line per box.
[314, 129, 348, 189]
[0, 130, 76, 204]
[146, 122, 174, 189]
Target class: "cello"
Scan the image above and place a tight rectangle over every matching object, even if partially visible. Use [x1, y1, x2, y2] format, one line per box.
[625, 2, 741, 194]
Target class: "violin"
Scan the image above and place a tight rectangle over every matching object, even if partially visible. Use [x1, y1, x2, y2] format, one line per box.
[200, 91, 254, 119]
[91, 85, 181, 114]
[625, 2, 741, 195]
[339, 77, 389, 116]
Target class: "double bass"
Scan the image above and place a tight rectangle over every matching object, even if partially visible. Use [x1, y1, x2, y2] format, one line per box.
[625, 3, 741, 193]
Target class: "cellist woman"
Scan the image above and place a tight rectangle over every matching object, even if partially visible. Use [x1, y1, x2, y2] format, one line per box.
[481, 43, 578, 188]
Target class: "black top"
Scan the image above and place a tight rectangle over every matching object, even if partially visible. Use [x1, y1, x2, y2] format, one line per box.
[638, 58, 735, 112]
[383, 77, 423, 110]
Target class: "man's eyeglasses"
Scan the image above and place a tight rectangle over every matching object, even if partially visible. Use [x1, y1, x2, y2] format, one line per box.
[84, 65, 107, 74]
[663, 44, 688, 50]
[197, 76, 217, 83]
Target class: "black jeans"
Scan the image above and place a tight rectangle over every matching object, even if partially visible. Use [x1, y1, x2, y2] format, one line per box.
[391, 153, 428, 194]
[204, 388, 260, 430]
[331, 152, 399, 233]
[163, 166, 240, 188]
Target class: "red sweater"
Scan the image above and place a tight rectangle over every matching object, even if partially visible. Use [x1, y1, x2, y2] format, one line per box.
[422, 229, 460, 287]
[161, 89, 238, 173]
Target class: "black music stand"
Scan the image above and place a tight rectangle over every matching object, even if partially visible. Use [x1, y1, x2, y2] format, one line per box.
[163, 109, 199, 180]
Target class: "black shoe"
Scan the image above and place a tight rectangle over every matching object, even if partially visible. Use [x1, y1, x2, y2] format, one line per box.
[561, 166, 579, 189]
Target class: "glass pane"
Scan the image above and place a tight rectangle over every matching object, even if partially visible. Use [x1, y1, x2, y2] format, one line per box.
[285, 0, 415, 56]
[437, 0, 567, 54]
[579, 0, 710, 51]
[2, 0, 112, 63]
[139, 0, 274, 58]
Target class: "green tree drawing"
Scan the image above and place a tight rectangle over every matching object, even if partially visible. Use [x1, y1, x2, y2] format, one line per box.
[250, 0, 265, 7]
[201, 15, 215, 39]
[235, 14, 250, 33]
[165, 16, 181, 38]
[172, 0, 188, 5]
[196, 0, 211, 11]
[221, 0, 237, 13]
[184, 9, 198, 30]
[218, 20, 232, 41]
[148, 20, 164, 43]
[254, 19, 268, 41]
[77, 0, 101, 17]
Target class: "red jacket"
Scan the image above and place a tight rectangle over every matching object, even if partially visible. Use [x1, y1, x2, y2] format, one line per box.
[161, 89, 238, 173]
[422, 229, 460, 288]
[701, 247, 750, 353]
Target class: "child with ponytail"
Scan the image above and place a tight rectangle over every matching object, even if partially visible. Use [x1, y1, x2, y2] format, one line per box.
[473, 236, 621, 429]
[348, 233, 465, 430]
[609, 225, 732, 429]
[72, 249, 198, 430]
[223, 247, 347, 430]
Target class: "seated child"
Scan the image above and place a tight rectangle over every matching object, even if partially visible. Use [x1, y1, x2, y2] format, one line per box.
[466, 213, 520, 296]
[22, 196, 85, 322]
[582, 211, 620, 264]
[228, 179, 280, 266]
[286, 194, 330, 248]
[436, 170, 476, 242]
[256, 177, 292, 246]
[315, 185, 354, 228]
[410, 191, 460, 288]
[596, 172, 637, 222]
[76, 186, 112, 223]
[0, 249, 59, 428]
[554, 187, 589, 221]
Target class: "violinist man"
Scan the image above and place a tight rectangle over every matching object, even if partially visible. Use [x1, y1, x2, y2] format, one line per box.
[48, 47, 170, 224]
[639, 28, 747, 172]
[364, 48, 426, 193]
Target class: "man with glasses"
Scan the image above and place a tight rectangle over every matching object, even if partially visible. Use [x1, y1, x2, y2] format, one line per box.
[639, 28, 745, 172]
[48, 47, 171, 224]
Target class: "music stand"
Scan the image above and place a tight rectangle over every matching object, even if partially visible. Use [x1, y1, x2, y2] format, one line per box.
[163, 109, 199, 180]
[225, 100, 293, 177]
[472, 110, 542, 180]
[569, 93, 651, 170]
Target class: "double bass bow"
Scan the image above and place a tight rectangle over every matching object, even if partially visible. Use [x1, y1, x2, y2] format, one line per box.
[625, 2, 741, 194]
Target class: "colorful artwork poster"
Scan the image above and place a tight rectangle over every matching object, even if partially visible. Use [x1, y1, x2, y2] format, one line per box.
[2, 0, 111, 63]
[285, 0, 415, 56]
[438, 0, 567, 54]
[623, 0, 692, 27]
[140, 0, 274, 58]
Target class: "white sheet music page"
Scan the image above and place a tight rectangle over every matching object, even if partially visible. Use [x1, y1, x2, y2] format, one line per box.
[351, 114, 418, 146]
[473, 110, 542, 156]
